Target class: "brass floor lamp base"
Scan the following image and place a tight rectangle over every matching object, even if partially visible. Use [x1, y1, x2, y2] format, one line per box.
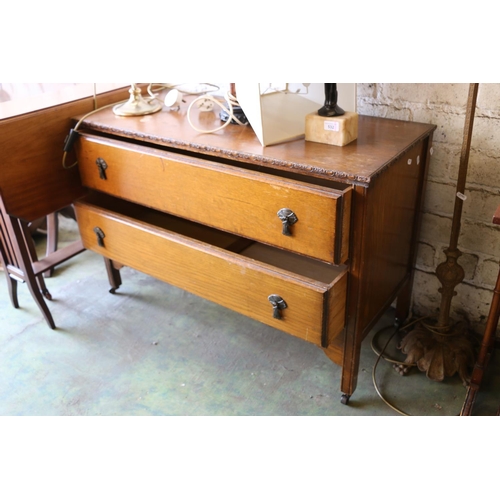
[398, 85, 480, 389]
[399, 319, 475, 384]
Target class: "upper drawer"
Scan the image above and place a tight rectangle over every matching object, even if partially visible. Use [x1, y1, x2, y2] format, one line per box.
[76, 133, 351, 264]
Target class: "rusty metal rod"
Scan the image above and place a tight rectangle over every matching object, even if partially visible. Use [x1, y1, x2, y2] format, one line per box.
[449, 83, 479, 252]
[436, 83, 479, 328]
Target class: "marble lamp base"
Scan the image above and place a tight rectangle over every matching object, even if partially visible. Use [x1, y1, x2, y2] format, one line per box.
[305, 111, 358, 147]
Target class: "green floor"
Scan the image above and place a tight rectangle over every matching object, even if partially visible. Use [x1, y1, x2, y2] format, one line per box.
[1, 216, 498, 416]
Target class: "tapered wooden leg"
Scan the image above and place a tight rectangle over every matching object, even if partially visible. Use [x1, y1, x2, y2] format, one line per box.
[324, 331, 354, 405]
[339, 320, 363, 405]
[340, 349, 361, 404]
[104, 257, 122, 294]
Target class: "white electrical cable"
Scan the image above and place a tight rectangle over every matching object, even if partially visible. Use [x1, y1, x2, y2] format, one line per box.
[63, 84, 244, 169]
[186, 91, 247, 134]
[370, 315, 434, 416]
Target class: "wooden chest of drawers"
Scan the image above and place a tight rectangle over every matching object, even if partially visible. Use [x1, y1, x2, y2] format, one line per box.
[72, 102, 435, 404]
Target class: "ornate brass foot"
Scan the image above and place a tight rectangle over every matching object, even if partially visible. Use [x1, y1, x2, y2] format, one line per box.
[399, 320, 475, 385]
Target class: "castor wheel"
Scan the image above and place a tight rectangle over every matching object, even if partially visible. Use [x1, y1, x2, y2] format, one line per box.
[340, 394, 350, 405]
[42, 289, 53, 300]
[109, 288, 117, 294]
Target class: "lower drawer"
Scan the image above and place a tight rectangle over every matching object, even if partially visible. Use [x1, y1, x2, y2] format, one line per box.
[74, 194, 347, 349]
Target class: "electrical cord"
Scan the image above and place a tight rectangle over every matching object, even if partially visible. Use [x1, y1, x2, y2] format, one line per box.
[148, 82, 220, 98]
[62, 83, 165, 169]
[370, 316, 431, 416]
[63, 83, 225, 168]
[186, 91, 247, 134]
[260, 83, 310, 96]
[62, 101, 126, 169]
[63, 83, 237, 168]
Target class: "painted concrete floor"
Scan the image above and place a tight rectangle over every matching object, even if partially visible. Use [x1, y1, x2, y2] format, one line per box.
[1, 216, 499, 416]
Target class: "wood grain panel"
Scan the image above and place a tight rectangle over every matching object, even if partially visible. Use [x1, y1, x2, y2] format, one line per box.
[74, 198, 347, 346]
[326, 272, 348, 349]
[340, 189, 352, 264]
[357, 141, 425, 334]
[0, 87, 131, 221]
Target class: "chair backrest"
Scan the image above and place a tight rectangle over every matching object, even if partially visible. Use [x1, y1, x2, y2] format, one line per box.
[0, 200, 19, 273]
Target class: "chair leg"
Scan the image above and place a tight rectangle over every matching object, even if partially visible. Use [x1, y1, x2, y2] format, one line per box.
[24, 272, 56, 329]
[36, 272, 53, 301]
[19, 219, 54, 301]
[1, 252, 20, 309]
[44, 212, 59, 278]
[6, 274, 20, 309]
[11, 217, 56, 329]
[1, 221, 19, 308]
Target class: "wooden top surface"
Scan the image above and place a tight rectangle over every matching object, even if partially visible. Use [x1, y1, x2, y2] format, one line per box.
[78, 96, 436, 187]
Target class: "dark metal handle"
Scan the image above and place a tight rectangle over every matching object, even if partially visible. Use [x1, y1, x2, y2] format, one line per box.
[96, 157, 108, 180]
[277, 208, 298, 236]
[93, 227, 105, 247]
[268, 294, 287, 319]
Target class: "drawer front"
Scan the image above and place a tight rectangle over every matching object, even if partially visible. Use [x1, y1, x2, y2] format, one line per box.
[76, 134, 350, 264]
[74, 200, 347, 348]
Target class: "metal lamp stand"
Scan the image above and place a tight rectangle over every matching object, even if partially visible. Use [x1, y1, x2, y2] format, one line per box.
[398, 84, 479, 384]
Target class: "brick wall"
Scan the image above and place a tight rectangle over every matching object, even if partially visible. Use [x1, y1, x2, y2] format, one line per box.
[357, 83, 500, 336]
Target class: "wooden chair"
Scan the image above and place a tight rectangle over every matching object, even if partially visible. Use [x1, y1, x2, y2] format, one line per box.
[0, 198, 84, 329]
[26, 211, 63, 278]
[0, 86, 133, 329]
[461, 203, 500, 415]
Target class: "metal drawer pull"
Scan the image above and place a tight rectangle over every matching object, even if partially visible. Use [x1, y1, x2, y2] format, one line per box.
[277, 208, 298, 236]
[96, 157, 108, 180]
[93, 227, 106, 247]
[268, 294, 287, 319]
